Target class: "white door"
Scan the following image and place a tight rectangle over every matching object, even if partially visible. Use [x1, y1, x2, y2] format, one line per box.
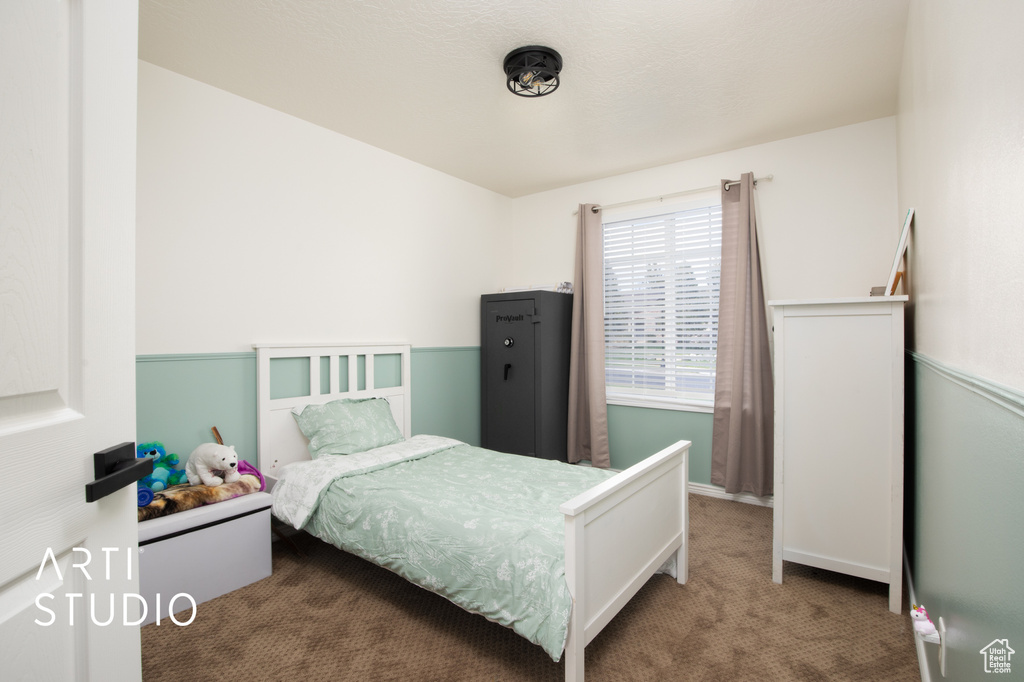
[0, 1, 140, 680]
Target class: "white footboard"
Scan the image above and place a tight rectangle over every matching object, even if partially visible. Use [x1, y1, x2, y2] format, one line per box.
[560, 440, 690, 682]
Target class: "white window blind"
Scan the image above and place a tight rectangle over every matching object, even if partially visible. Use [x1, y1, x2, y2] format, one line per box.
[603, 203, 723, 409]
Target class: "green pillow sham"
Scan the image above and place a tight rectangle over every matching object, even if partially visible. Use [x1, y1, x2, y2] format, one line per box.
[292, 397, 404, 458]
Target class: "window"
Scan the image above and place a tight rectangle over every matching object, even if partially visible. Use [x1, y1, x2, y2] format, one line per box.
[603, 197, 722, 411]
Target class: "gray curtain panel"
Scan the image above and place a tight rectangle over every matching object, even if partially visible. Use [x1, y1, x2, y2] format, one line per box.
[567, 204, 612, 468]
[710, 173, 774, 496]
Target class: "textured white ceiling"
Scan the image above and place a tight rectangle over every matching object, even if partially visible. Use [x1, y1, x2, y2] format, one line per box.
[139, 0, 909, 197]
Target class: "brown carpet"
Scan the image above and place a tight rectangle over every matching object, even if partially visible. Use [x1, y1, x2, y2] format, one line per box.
[141, 495, 919, 681]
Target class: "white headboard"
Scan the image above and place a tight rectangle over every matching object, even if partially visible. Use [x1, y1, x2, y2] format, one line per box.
[253, 343, 412, 484]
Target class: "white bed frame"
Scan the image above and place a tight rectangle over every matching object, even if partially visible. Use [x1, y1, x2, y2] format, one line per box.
[254, 343, 689, 682]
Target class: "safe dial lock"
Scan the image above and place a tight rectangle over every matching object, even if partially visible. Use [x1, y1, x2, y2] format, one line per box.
[503, 337, 514, 348]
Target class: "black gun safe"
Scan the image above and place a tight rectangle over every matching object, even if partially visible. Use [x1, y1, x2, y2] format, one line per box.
[480, 290, 573, 461]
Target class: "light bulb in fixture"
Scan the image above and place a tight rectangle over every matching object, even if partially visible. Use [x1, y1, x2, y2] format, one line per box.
[518, 70, 550, 93]
[519, 71, 539, 87]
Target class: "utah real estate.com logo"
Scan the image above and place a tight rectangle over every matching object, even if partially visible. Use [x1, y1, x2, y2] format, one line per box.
[980, 639, 1014, 675]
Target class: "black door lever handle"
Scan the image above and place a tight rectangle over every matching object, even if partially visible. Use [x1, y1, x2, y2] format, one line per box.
[85, 442, 153, 503]
[504, 363, 512, 380]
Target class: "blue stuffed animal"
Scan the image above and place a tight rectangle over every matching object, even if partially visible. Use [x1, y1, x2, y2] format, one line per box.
[136, 441, 189, 506]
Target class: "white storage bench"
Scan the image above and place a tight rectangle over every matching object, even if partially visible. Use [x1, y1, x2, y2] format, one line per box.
[138, 491, 273, 626]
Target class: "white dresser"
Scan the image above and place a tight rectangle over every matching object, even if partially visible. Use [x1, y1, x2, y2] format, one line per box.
[770, 297, 906, 613]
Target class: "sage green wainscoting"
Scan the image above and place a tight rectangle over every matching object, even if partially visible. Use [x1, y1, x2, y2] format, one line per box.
[137, 348, 717, 487]
[410, 347, 481, 445]
[136, 348, 484, 470]
[607, 404, 714, 483]
[906, 352, 1024, 680]
[136, 353, 258, 467]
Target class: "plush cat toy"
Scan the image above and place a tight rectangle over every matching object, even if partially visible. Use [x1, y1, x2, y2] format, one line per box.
[185, 442, 241, 487]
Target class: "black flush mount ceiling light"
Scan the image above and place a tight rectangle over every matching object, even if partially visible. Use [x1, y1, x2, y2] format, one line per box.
[503, 45, 562, 97]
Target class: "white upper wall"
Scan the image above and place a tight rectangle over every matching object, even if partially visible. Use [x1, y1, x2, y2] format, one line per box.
[505, 118, 900, 303]
[138, 62, 900, 355]
[136, 61, 510, 354]
[897, 0, 1024, 389]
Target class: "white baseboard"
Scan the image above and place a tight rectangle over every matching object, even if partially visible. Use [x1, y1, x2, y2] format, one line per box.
[689, 482, 773, 507]
[905, 546, 934, 682]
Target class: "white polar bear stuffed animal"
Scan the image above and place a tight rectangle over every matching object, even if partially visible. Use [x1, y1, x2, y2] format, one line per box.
[186, 443, 241, 487]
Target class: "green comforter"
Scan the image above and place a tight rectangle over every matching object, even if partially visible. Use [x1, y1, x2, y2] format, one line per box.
[271, 435, 617, 661]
